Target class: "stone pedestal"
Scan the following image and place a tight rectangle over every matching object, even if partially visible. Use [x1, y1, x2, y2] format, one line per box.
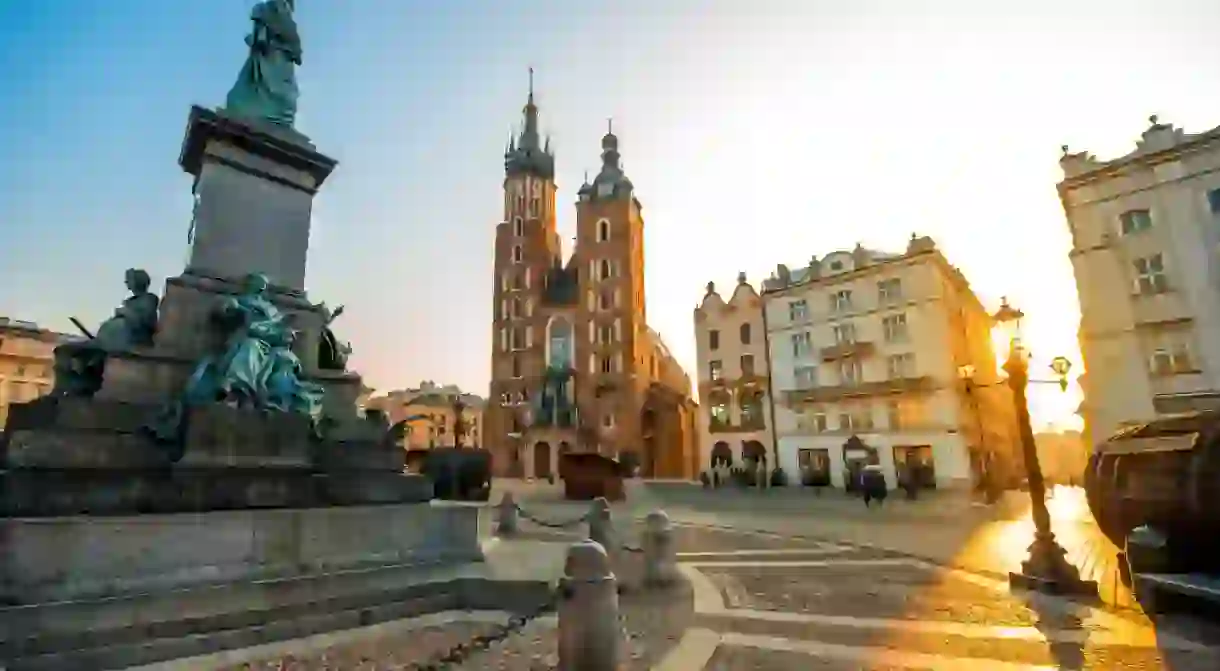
[0, 397, 431, 517]
[178, 105, 335, 295]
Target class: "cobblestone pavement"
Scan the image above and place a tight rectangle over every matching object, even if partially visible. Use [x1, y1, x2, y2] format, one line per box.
[204, 500, 1220, 670]
[663, 524, 1220, 670]
[640, 485, 1140, 608]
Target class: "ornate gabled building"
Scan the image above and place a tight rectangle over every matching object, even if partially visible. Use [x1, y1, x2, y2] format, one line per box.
[693, 273, 773, 473]
[485, 75, 698, 480]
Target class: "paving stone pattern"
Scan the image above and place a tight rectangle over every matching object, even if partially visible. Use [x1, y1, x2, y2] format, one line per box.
[214, 621, 503, 670]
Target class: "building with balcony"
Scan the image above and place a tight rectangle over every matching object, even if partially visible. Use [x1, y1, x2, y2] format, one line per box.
[693, 272, 772, 472]
[366, 381, 485, 450]
[762, 236, 1017, 491]
[0, 317, 76, 430]
[1061, 116, 1220, 444]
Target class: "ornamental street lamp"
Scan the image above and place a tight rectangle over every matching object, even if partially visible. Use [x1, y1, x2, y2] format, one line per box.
[993, 297, 1097, 596]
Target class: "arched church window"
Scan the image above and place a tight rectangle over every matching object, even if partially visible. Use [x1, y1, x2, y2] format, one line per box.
[547, 317, 574, 370]
[597, 218, 611, 242]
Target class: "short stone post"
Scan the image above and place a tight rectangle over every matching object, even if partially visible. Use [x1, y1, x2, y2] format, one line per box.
[559, 540, 621, 670]
[587, 496, 614, 549]
[642, 510, 677, 587]
[496, 492, 518, 536]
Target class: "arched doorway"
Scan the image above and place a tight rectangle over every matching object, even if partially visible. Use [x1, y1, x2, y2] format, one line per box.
[557, 441, 572, 479]
[710, 441, 732, 468]
[641, 407, 658, 477]
[533, 441, 552, 479]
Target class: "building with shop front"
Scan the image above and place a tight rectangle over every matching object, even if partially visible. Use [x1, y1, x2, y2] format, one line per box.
[762, 235, 1018, 492]
[0, 318, 76, 430]
[1061, 116, 1220, 445]
[483, 77, 698, 479]
[693, 273, 772, 473]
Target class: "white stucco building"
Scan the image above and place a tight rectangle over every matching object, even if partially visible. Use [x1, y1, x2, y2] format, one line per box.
[762, 236, 1017, 491]
[1062, 116, 1220, 445]
[693, 272, 772, 472]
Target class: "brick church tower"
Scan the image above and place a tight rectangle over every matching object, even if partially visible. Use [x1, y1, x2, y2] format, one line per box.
[487, 74, 698, 480]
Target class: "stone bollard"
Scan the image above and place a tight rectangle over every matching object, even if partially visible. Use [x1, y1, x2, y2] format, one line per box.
[642, 510, 677, 587]
[496, 491, 518, 536]
[587, 496, 614, 549]
[559, 540, 621, 670]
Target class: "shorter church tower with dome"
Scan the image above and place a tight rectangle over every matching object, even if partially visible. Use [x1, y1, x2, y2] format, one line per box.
[485, 73, 698, 479]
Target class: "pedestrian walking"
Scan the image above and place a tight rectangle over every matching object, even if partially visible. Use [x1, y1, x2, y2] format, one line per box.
[862, 464, 887, 508]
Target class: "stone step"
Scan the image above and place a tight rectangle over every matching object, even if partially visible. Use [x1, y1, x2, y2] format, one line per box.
[1, 573, 552, 671]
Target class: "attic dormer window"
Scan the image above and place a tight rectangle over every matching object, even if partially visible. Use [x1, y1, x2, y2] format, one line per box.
[829, 260, 844, 271]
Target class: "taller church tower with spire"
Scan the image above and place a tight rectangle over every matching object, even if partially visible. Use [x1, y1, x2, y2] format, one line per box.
[486, 74, 698, 481]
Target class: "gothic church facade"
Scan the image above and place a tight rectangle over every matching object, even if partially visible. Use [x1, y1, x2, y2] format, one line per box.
[485, 81, 698, 480]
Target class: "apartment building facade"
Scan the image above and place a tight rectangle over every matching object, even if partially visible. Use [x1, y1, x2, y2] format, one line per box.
[1061, 116, 1220, 445]
[693, 273, 772, 471]
[366, 381, 485, 450]
[0, 318, 74, 430]
[762, 236, 1017, 491]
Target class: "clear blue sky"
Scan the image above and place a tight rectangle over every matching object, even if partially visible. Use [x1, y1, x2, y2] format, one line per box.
[2, 1, 1219, 428]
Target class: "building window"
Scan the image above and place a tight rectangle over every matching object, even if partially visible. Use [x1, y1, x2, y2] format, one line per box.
[886, 353, 915, 379]
[1149, 343, 1194, 376]
[1133, 254, 1169, 295]
[1119, 209, 1153, 236]
[710, 399, 730, 426]
[1208, 189, 1220, 215]
[832, 322, 856, 345]
[602, 413, 616, 428]
[512, 245, 523, 263]
[741, 354, 755, 376]
[708, 360, 723, 381]
[513, 217, 524, 236]
[708, 329, 720, 350]
[788, 300, 808, 322]
[887, 400, 902, 430]
[599, 290, 613, 311]
[882, 313, 909, 342]
[597, 218, 611, 242]
[739, 323, 751, 345]
[878, 278, 902, 305]
[838, 407, 872, 432]
[739, 393, 764, 427]
[791, 331, 812, 358]
[597, 324, 614, 344]
[599, 259, 612, 280]
[831, 290, 853, 313]
[793, 365, 817, 389]
[601, 356, 613, 374]
[839, 359, 862, 385]
[798, 409, 828, 433]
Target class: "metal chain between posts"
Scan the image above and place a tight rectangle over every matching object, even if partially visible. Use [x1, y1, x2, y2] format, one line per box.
[397, 583, 563, 671]
[514, 503, 590, 530]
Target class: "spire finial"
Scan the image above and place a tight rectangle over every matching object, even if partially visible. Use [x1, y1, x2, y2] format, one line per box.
[607, 117, 613, 134]
[528, 67, 534, 103]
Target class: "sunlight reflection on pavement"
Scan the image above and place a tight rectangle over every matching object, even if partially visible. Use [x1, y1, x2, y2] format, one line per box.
[954, 486, 1136, 607]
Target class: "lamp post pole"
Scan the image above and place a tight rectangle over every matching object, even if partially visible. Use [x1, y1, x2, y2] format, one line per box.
[1001, 332, 1097, 596]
